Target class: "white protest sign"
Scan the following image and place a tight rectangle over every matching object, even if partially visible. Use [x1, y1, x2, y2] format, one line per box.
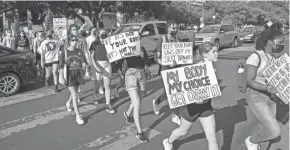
[161, 61, 221, 109]
[263, 53, 290, 104]
[162, 42, 193, 65]
[53, 18, 67, 40]
[103, 31, 141, 62]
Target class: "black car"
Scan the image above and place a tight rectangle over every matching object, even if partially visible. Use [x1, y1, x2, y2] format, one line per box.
[0, 46, 37, 96]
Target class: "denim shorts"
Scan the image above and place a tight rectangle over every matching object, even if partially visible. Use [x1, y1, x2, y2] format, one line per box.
[125, 68, 146, 91]
[245, 87, 277, 107]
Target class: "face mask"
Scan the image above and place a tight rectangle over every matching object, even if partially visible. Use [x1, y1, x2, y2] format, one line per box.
[100, 34, 107, 39]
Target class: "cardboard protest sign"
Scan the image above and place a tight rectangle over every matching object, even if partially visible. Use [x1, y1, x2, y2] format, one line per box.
[263, 53, 290, 104]
[161, 61, 221, 109]
[103, 31, 141, 62]
[162, 42, 193, 65]
[53, 18, 67, 40]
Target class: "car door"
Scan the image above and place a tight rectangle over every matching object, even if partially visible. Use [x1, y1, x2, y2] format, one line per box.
[218, 25, 228, 46]
[140, 23, 158, 57]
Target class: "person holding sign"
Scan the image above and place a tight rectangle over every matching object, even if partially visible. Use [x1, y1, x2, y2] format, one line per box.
[59, 36, 87, 125]
[163, 42, 219, 150]
[90, 29, 115, 114]
[115, 46, 151, 143]
[153, 20, 182, 124]
[244, 28, 284, 150]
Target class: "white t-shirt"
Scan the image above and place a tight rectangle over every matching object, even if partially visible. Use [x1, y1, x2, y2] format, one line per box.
[39, 39, 61, 64]
[246, 50, 276, 85]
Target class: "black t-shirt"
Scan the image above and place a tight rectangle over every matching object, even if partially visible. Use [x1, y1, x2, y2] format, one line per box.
[90, 40, 108, 61]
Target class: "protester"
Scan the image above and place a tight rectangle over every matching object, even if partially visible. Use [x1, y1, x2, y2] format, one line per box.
[33, 28, 45, 79]
[39, 30, 62, 92]
[2, 29, 16, 49]
[153, 20, 182, 125]
[244, 28, 284, 150]
[115, 46, 151, 142]
[16, 30, 30, 51]
[163, 42, 219, 150]
[90, 29, 115, 113]
[60, 36, 87, 125]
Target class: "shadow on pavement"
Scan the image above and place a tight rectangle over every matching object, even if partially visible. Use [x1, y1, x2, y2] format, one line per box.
[172, 99, 248, 150]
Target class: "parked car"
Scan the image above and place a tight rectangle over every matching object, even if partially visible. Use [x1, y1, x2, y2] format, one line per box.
[113, 21, 194, 58]
[194, 24, 240, 49]
[0, 46, 37, 96]
[239, 25, 262, 43]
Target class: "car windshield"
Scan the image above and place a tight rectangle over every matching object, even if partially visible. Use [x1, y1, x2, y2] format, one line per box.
[241, 27, 256, 32]
[199, 26, 219, 33]
[113, 25, 141, 35]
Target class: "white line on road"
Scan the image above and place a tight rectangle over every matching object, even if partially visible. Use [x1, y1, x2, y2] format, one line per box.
[0, 88, 55, 107]
[0, 101, 97, 140]
[73, 124, 160, 150]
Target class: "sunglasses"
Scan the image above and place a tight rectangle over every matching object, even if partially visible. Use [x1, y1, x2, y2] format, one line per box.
[170, 27, 177, 30]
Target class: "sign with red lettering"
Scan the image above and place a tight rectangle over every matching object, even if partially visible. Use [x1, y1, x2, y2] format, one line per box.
[263, 53, 290, 104]
[103, 31, 141, 62]
[161, 61, 221, 109]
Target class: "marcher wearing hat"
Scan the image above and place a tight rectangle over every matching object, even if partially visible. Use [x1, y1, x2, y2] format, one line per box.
[33, 28, 45, 78]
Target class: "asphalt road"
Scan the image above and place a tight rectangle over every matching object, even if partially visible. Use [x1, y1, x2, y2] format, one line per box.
[0, 42, 288, 150]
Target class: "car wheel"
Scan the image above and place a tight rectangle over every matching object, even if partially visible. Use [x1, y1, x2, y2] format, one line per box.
[214, 40, 220, 50]
[0, 73, 21, 97]
[232, 37, 238, 48]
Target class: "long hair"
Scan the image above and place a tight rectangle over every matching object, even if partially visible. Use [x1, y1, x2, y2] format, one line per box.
[255, 28, 283, 51]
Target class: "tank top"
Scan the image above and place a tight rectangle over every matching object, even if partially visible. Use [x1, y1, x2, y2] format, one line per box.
[91, 41, 108, 61]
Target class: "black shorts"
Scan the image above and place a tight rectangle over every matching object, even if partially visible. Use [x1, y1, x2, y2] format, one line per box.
[44, 61, 59, 67]
[179, 99, 214, 123]
[36, 52, 41, 61]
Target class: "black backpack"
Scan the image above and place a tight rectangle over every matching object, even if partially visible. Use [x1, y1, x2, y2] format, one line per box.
[237, 52, 261, 93]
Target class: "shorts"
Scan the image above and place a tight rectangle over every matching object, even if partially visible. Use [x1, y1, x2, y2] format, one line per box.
[178, 99, 213, 123]
[125, 68, 146, 91]
[36, 52, 41, 61]
[245, 87, 277, 107]
[92, 61, 112, 80]
[44, 61, 59, 67]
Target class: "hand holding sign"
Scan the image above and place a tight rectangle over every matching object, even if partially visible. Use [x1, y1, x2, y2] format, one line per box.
[162, 42, 193, 66]
[104, 31, 141, 62]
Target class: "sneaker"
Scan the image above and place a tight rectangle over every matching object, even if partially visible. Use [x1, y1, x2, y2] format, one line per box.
[76, 115, 84, 125]
[172, 114, 181, 126]
[66, 101, 72, 112]
[78, 87, 81, 93]
[124, 112, 133, 124]
[92, 94, 98, 104]
[106, 105, 115, 114]
[152, 99, 160, 115]
[136, 132, 148, 142]
[245, 136, 260, 150]
[99, 88, 104, 94]
[163, 138, 174, 150]
[77, 96, 81, 103]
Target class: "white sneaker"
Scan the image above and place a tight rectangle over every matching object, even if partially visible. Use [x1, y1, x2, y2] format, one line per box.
[78, 87, 81, 93]
[171, 114, 180, 126]
[66, 101, 72, 112]
[163, 138, 173, 150]
[245, 136, 260, 150]
[76, 115, 84, 125]
[99, 88, 104, 94]
[152, 99, 160, 115]
[77, 96, 81, 103]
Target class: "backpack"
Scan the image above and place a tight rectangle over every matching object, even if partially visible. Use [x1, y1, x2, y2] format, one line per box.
[237, 52, 261, 93]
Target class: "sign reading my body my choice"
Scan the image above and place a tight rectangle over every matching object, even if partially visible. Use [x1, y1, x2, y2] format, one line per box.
[263, 53, 290, 104]
[161, 61, 221, 109]
[162, 42, 193, 65]
[103, 31, 141, 62]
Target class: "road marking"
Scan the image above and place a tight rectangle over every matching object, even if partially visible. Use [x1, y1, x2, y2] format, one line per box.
[0, 101, 98, 140]
[73, 124, 160, 150]
[0, 88, 55, 107]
